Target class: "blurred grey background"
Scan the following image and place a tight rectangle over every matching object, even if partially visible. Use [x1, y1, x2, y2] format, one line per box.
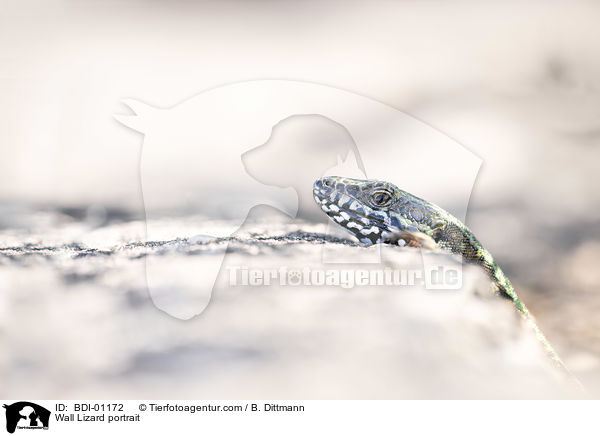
[1, 1, 600, 397]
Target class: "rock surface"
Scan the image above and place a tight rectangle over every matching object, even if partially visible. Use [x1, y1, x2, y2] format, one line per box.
[0, 210, 579, 398]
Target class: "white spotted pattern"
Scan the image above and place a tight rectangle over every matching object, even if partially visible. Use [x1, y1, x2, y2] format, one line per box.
[360, 226, 380, 235]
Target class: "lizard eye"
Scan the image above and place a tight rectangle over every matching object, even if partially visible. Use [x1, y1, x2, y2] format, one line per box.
[371, 190, 392, 207]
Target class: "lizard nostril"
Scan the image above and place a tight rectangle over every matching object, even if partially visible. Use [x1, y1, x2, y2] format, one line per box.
[322, 178, 332, 188]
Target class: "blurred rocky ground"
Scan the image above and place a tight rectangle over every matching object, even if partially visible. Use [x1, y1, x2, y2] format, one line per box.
[0, 210, 590, 398]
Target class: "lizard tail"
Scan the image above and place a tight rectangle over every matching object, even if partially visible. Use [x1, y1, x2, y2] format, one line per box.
[491, 263, 573, 376]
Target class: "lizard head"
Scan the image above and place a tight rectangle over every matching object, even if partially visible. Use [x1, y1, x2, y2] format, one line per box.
[313, 176, 404, 244]
[313, 176, 445, 247]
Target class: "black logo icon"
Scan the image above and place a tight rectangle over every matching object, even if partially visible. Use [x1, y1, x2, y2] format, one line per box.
[3, 402, 50, 434]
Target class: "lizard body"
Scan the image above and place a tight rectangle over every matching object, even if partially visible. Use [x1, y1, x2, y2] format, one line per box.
[313, 176, 565, 368]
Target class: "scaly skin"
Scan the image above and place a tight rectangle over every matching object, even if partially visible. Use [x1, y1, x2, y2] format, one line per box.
[313, 176, 565, 369]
